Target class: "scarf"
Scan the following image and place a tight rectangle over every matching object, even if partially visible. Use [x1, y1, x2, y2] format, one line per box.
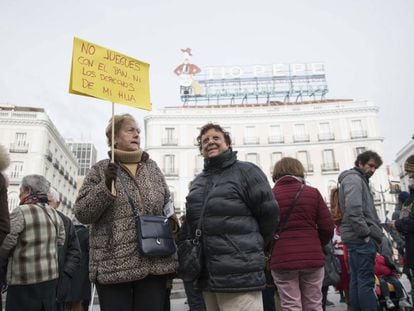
[110, 149, 143, 163]
[20, 193, 49, 205]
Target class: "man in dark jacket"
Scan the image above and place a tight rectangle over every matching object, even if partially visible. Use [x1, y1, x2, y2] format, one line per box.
[338, 150, 383, 311]
[184, 123, 279, 311]
[49, 188, 81, 311]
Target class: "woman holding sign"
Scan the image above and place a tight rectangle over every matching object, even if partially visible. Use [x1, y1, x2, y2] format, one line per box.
[74, 114, 178, 311]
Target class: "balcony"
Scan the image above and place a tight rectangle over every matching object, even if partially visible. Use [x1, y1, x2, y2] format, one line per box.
[318, 133, 335, 141]
[321, 162, 340, 172]
[268, 136, 284, 144]
[163, 168, 178, 176]
[243, 136, 260, 145]
[350, 130, 367, 139]
[305, 164, 314, 173]
[293, 134, 310, 143]
[64, 171, 69, 180]
[46, 150, 53, 161]
[9, 176, 21, 185]
[9, 142, 29, 153]
[53, 160, 60, 169]
[59, 165, 64, 175]
[161, 138, 178, 146]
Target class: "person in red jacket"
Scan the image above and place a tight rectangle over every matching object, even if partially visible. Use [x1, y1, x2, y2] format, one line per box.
[374, 253, 411, 309]
[269, 157, 334, 310]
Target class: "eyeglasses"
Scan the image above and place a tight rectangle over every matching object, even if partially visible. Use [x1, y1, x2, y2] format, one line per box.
[201, 136, 223, 146]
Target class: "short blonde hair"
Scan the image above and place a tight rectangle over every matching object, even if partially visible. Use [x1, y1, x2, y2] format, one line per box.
[105, 113, 137, 147]
[272, 157, 305, 182]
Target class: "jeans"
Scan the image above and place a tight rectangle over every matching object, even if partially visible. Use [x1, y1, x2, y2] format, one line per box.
[345, 239, 377, 311]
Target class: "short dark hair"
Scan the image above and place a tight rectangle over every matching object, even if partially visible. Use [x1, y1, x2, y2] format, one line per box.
[196, 123, 232, 152]
[354, 150, 383, 168]
[272, 157, 305, 182]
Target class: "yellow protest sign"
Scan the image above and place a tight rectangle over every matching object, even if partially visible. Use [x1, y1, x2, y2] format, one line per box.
[69, 37, 151, 110]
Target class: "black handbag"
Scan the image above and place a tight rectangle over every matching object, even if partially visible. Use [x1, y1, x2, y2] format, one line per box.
[177, 177, 220, 281]
[117, 170, 176, 257]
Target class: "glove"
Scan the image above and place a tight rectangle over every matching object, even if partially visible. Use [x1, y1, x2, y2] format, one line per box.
[104, 163, 118, 190]
[56, 273, 72, 302]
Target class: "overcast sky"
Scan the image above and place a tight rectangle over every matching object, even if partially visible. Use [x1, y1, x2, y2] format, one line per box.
[1, 0, 413, 163]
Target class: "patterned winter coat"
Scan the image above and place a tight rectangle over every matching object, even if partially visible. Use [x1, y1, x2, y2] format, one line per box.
[74, 155, 177, 284]
[269, 176, 334, 271]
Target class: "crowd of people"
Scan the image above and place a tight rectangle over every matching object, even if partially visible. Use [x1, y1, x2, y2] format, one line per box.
[0, 117, 414, 311]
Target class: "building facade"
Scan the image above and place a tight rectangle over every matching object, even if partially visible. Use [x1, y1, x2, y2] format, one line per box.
[144, 99, 390, 218]
[393, 139, 414, 191]
[0, 104, 79, 216]
[67, 141, 97, 177]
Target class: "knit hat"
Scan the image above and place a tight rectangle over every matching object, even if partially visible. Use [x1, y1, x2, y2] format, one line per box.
[399, 191, 410, 204]
[405, 155, 414, 173]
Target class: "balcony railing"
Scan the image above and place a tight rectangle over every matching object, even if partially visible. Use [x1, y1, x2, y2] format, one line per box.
[293, 134, 310, 143]
[305, 164, 314, 173]
[350, 130, 367, 139]
[161, 138, 178, 146]
[9, 142, 29, 153]
[9, 176, 21, 185]
[318, 133, 335, 141]
[163, 168, 178, 176]
[268, 136, 284, 144]
[53, 160, 60, 169]
[244, 136, 260, 145]
[321, 162, 340, 172]
[46, 150, 53, 161]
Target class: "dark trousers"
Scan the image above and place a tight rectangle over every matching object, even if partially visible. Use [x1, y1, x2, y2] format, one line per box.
[183, 280, 205, 311]
[96, 275, 167, 311]
[6, 279, 58, 311]
[379, 276, 404, 299]
[346, 239, 377, 311]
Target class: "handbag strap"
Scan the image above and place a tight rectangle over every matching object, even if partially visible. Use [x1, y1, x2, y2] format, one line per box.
[117, 169, 140, 219]
[268, 183, 305, 254]
[193, 174, 222, 244]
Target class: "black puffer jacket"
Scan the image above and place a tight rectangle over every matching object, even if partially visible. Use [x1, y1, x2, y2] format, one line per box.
[185, 150, 279, 292]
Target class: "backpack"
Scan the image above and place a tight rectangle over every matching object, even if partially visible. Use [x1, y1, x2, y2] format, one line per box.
[330, 187, 342, 225]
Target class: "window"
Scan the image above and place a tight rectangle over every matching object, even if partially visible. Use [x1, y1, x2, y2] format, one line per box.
[350, 120, 367, 138]
[164, 155, 176, 175]
[297, 151, 312, 172]
[356, 147, 366, 155]
[321, 149, 339, 171]
[246, 153, 259, 166]
[15, 132, 27, 146]
[244, 126, 259, 144]
[10, 132, 28, 152]
[318, 122, 334, 140]
[269, 125, 283, 143]
[319, 122, 330, 133]
[293, 124, 309, 142]
[271, 152, 283, 165]
[8, 192, 19, 211]
[10, 161, 23, 179]
[164, 128, 176, 145]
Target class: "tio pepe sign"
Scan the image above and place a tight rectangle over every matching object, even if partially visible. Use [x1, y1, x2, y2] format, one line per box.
[69, 37, 151, 110]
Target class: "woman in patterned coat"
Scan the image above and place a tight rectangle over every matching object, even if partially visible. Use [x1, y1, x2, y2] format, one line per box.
[74, 114, 177, 311]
